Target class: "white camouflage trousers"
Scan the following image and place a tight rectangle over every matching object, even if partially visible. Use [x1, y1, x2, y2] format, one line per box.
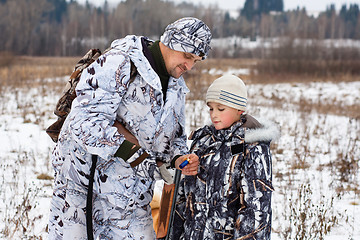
[48, 154, 156, 240]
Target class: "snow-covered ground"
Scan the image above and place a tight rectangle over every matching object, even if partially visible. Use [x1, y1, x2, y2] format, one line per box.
[211, 37, 360, 58]
[211, 37, 360, 50]
[0, 73, 359, 239]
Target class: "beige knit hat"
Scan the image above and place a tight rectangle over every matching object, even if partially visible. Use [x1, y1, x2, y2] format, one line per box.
[206, 75, 247, 111]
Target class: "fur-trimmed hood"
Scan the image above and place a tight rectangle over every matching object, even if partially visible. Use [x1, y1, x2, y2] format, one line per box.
[245, 118, 280, 143]
[197, 115, 280, 144]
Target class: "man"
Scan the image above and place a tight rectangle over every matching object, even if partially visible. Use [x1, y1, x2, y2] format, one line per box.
[48, 17, 212, 239]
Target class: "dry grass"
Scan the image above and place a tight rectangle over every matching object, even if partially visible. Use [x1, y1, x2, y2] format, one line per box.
[253, 72, 360, 84]
[196, 58, 257, 72]
[1, 55, 359, 120]
[2, 55, 358, 85]
[0, 55, 78, 88]
[184, 58, 256, 100]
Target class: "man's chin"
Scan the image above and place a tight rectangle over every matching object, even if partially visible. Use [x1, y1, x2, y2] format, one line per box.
[170, 67, 186, 79]
[171, 72, 183, 79]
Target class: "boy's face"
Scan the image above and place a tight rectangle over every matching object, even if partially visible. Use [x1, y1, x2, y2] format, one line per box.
[207, 102, 243, 130]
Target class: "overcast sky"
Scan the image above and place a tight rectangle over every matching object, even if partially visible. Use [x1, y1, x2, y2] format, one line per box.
[81, 0, 358, 12]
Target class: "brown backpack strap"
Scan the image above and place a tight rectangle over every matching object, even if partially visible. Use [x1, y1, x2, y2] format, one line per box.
[55, 48, 102, 118]
[129, 151, 150, 168]
[46, 47, 138, 143]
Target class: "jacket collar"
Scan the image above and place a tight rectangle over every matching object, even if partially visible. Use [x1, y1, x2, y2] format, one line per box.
[111, 35, 189, 95]
[191, 117, 280, 144]
[191, 121, 245, 143]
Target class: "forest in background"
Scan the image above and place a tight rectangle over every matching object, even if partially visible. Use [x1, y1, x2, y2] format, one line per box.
[0, 0, 359, 78]
[0, 0, 359, 56]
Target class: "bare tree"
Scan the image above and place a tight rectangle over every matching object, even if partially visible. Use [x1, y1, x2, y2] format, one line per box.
[1, 0, 50, 54]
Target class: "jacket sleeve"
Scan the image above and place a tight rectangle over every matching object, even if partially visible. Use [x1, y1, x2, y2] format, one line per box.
[66, 53, 134, 160]
[234, 142, 273, 240]
[170, 133, 204, 238]
[168, 97, 189, 160]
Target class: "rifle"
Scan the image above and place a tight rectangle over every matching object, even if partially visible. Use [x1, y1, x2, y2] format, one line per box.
[155, 169, 182, 239]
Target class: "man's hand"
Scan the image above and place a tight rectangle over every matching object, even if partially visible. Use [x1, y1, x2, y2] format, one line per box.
[175, 153, 199, 175]
[113, 120, 139, 145]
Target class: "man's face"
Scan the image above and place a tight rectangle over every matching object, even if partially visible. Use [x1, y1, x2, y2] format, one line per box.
[159, 42, 203, 79]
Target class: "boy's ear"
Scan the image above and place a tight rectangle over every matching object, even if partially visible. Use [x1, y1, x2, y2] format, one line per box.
[238, 110, 244, 115]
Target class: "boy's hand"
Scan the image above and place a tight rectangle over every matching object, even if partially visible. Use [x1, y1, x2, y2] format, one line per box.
[175, 153, 199, 175]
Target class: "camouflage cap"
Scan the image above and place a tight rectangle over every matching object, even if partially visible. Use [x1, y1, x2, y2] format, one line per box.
[160, 17, 212, 60]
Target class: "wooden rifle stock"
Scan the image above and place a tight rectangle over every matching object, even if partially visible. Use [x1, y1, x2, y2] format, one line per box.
[156, 169, 182, 239]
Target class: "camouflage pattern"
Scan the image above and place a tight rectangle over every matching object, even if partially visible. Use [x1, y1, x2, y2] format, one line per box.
[48, 35, 189, 240]
[171, 120, 276, 240]
[160, 17, 212, 60]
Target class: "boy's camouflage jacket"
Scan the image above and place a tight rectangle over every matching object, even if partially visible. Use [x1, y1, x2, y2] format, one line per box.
[171, 116, 279, 240]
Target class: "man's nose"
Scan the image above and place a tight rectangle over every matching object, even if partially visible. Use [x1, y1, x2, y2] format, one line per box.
[185, 60, 196, 71]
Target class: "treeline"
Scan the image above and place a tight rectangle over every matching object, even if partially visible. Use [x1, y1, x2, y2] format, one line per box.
[0, 0, 359, 56]
[255, 38, 360, 77]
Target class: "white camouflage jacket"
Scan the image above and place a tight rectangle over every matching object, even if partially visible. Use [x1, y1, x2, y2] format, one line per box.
[53, 34, 189, 203]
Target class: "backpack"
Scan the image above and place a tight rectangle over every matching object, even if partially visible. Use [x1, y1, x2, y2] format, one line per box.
[46, 48, 137, 142]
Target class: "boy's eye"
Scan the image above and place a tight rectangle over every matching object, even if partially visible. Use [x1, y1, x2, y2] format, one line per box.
[218, 108, 224, 111]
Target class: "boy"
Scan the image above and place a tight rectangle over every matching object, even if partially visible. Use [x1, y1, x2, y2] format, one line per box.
[171, 75, 279, 239]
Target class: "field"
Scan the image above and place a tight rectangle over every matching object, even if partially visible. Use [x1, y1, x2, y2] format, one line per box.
[0, 56, 359, 239]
